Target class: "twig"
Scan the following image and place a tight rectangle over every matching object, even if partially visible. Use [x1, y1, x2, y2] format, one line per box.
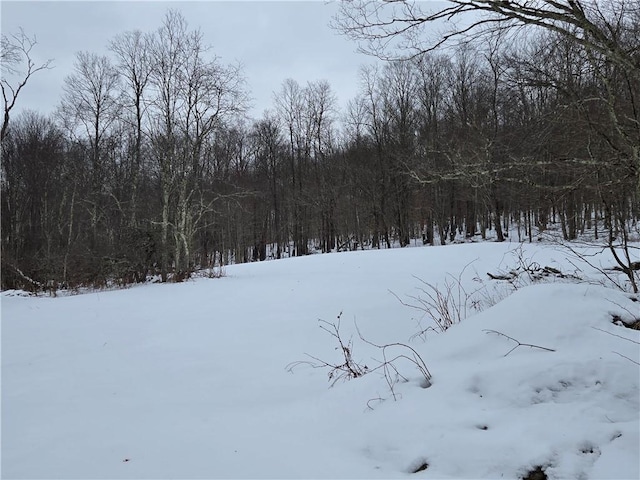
[366, 396, 385, 410]
[285, 313, 368, 387]
[356, 322, 432, 382]
[392, 260, 485, 337]
[551, 239, 630, 292]
[612, 351, 640, 366]
[591, 326, 640, 345]
[483, 329, 556, 356]
[605, 299, 640, 325]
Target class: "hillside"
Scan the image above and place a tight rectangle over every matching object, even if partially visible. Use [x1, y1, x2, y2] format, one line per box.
[2, 241, 639, 479]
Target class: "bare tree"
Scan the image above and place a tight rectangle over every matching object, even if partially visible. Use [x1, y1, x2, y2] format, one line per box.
[1, 111, 66, 289]
[147, 10, 248, 280]
[251, 113, 286, 259]
[109, 30, 153, 227]
[274, 78, 310, 256]
[1, 29, 53, 142]
[59, 52, 121, 175]
[58, 52, 121, 257]
[306, 80, 339, 252]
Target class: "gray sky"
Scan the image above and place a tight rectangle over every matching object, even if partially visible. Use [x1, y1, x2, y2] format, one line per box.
[1, 0, 382, 120]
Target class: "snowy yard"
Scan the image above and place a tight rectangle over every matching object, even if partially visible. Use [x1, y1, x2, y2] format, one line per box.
[2, 241, 639, 479]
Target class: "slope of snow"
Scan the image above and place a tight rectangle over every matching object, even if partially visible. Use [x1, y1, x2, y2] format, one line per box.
[2, 242, 639, 479]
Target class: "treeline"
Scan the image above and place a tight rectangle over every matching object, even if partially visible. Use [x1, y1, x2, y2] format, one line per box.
[1, 10, 638, 291]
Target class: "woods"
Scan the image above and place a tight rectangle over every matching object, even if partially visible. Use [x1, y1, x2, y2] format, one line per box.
[2, 4, 639, 291]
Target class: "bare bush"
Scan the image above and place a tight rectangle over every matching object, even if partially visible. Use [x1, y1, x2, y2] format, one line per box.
[286, 312, 432, 402]
[286, 312, 368, 386]
[397, 247, 585, 343]
[355, 323, 432, 397]
[391, 263, 493, 341]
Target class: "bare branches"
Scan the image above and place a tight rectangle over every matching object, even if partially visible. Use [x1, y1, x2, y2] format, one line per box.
[144, 9, 250, 280]
[487, 245, 581, 286]
[355, 322, 432, 394]
[394, 275, 468, 335]
[316, 314, 369, 384]
[334, 1, 640, 77]
[391, 262, 495, 341]
[286, 312, 368, 386]
[1, 28, 53, 142]
[286, 313, 432, 402]
[547, 235, 640, 293]
[483, 329, 556, 356]
[591, 324, 640, 365]
[59, 51, 122, 149]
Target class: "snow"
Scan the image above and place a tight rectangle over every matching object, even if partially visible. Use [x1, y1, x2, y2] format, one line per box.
[2, 241, 639, 479]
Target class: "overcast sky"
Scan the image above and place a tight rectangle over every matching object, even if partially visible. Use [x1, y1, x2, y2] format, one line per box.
[1, 0, 385, 120]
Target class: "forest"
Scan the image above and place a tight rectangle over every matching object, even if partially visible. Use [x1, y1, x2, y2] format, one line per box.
[1, 2, 638, 291]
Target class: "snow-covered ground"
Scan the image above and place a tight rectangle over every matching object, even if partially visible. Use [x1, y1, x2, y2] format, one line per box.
[2, 241, 639, 479]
